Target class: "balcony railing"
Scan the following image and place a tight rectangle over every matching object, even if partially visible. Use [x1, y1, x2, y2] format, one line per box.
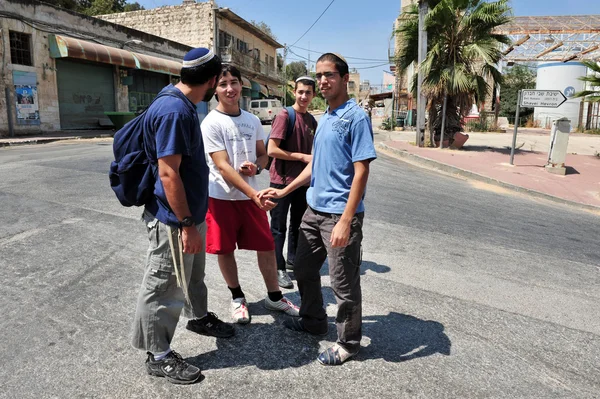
[219, 46, 282, 82]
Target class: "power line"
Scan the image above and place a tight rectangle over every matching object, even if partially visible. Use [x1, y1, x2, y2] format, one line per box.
[289, 0, 335, 47]
[290, 44, 389, 62]
[354, 62, 391, 70]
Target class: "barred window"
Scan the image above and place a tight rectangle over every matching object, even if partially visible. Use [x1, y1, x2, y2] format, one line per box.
[9, 31, 33, 66]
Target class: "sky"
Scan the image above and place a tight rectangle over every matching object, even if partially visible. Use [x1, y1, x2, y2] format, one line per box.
[134, 0, 600, 88]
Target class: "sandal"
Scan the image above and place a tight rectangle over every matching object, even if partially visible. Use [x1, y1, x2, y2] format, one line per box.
[317, 344, 358, 366]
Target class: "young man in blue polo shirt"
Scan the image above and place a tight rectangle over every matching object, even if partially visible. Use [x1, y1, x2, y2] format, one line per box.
[131, 48, 234, 385]
[261, 53, 377, 365]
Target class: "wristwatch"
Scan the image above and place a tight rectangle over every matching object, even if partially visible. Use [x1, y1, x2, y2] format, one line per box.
[180, 216, 194, 228]
[255, 163, 263, 175]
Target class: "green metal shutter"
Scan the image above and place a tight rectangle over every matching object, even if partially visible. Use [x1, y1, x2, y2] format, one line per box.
[56, 59, 115, 129]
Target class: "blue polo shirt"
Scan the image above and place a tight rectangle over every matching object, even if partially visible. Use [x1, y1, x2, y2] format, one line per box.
[306, 99, 377, 214]
[143, 84, 209, 227]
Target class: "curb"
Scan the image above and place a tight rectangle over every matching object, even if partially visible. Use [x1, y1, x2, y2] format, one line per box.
[0, 134, 112, 148]
[377, 142, 600, 213]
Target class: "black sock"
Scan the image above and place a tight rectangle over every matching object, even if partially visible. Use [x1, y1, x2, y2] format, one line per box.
[228, 285, 244, 300]
[268, 291, 283, 302]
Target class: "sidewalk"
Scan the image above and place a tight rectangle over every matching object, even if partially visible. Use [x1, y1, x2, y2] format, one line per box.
[0, 130, 113, 147]
[376, 127, 600, 212]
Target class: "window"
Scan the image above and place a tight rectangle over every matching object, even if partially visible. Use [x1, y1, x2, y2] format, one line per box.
[219, 30, 233, 48]
[271, 101, 279, 107]
[348, 81, 356, 90]
[9, 31, 33, 66]
[269, 56, 275, 68]
[250, 101, 259, 108]
[260, 101, 268, 107]
[237, 39, 248, 53]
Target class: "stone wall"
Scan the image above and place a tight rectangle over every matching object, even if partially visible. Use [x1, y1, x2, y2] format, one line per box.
[0, 0, 190, 136]
[97, 2, 215, 49]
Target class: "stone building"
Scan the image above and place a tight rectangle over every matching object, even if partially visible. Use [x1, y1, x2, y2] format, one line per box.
[97, 0, 284, 111]
[0, 0, 193, 136]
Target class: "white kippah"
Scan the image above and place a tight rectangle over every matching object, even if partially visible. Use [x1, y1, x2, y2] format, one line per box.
[182, 48, 215, 68]
[296, 75, 316, 83]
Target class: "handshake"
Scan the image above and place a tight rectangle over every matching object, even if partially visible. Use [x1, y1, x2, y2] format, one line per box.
[252, 187, 288, 211]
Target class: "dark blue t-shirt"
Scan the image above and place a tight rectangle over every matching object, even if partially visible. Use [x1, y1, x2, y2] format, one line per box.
[143, 84, 209, 227]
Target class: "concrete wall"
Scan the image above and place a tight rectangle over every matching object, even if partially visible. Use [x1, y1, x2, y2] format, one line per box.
[0, 0, 190, 136]
[97, 2, 215, 49]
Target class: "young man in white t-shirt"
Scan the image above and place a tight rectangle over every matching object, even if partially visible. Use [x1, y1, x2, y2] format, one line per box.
[201, 65, 299, 324]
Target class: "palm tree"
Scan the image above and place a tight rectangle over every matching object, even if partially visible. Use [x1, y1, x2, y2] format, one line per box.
[574, 60, 600, 103]
[395, 0, 512, 145]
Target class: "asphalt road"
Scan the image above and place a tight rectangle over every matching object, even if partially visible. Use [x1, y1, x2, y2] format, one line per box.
[0, 138, 598, 398]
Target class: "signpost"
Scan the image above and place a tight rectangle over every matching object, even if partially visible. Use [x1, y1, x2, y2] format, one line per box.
[509, 90, 568, 165]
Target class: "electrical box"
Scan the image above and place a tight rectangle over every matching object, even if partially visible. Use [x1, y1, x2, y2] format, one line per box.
[545, 118, 571, 175]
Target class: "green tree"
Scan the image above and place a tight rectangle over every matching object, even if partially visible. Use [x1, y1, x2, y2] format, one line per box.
[285, 61, 307, 81]
[500, 64, 536, 119]
[123, 2, 144, 11]
[250, 20, 276, 40]
[574, 60, 600, 103]
[396, 0, 512, 144]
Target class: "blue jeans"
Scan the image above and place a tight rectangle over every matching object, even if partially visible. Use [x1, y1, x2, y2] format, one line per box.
[269, 183, 308, 271]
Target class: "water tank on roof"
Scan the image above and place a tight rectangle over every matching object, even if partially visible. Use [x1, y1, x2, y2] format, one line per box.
[533, 62, 587, 130]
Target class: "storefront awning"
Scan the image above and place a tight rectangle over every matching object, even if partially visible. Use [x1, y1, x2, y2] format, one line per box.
[267, 85, 283, 98]
[241, 77, 252, 89]
[48, 34, 182, 76]
[250, 80, 269, 97]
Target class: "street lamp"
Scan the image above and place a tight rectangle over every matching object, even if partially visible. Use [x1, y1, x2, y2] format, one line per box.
[120, 39, 143, 49]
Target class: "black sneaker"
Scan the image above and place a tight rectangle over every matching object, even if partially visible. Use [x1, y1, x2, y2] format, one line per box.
[186, 312, 235, 338]
[145, 351, 202, 385]
[283, 317, 328, 336]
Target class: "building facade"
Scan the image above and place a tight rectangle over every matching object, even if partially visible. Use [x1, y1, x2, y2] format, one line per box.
[98, 0, 284, 111]
[0, 0, 193, 136]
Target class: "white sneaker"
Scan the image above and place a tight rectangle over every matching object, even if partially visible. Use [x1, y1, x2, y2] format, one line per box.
[264, 296, 300, 317]
[231, 297, 250, 324]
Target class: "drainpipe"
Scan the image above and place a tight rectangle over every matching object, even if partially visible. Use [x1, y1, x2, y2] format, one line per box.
[212, 2, 219, 53]
[5, 87, 14, 137]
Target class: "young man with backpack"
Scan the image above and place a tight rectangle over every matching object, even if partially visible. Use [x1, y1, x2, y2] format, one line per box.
[126, 48, 234, 385]
[201, 65, 299, 325]
[267, 76, 317, 289]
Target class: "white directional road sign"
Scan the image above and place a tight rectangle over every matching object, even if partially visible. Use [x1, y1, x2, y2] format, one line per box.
[520, 90, 567, 108]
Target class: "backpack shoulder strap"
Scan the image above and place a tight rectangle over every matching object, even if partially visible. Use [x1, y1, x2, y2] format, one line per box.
[285, 106, 296, 140]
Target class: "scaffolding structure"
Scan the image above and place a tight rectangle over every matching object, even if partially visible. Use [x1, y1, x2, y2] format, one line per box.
[496, 15, 600, 62]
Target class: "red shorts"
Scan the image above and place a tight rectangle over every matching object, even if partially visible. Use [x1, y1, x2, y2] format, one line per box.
[205, 198, 275, 254]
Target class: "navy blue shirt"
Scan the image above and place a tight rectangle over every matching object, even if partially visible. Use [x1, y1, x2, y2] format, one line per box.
[143, 84, 209, 227]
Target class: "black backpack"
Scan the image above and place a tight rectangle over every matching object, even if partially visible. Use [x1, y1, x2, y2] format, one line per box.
[108, 89, 180, 207]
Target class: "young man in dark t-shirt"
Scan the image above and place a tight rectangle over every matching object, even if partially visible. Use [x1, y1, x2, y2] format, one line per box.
[267, 76, 317, 289]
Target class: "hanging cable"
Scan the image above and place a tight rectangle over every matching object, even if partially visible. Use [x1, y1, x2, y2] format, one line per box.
[289, 0, 335, 48]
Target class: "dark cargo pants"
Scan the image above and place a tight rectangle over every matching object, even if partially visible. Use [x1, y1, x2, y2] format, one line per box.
[294, 207, 364, 352]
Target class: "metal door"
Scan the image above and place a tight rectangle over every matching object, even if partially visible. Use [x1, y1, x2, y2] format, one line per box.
[56, 59, 115, 129]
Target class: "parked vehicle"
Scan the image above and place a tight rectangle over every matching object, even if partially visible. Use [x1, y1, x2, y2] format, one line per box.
[248, 98, 283, 124]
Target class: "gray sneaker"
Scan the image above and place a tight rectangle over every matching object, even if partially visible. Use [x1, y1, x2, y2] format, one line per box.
[277, 270, 293, 289]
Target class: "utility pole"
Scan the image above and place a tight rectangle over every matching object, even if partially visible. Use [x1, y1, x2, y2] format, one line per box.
[283, 44, 288, 107]
[416, 0, 428, 147]
[308, 42, 311, 74]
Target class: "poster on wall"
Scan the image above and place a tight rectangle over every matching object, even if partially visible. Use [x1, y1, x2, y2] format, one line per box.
[15, 85, 39, 121]
[12, 70, 41, 125]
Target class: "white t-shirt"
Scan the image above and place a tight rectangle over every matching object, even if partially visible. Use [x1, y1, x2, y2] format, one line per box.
[201, 109, 267, 200]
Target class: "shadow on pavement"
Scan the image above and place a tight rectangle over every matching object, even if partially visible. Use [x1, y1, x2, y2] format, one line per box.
[360, 312, 451, 362]
[318, 259, 391, 277]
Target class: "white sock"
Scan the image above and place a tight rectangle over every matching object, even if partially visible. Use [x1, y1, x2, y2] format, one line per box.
[152, 349, 171, 361]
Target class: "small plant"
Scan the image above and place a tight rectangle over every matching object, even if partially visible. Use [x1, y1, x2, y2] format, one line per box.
[379, 117, 393, 131]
